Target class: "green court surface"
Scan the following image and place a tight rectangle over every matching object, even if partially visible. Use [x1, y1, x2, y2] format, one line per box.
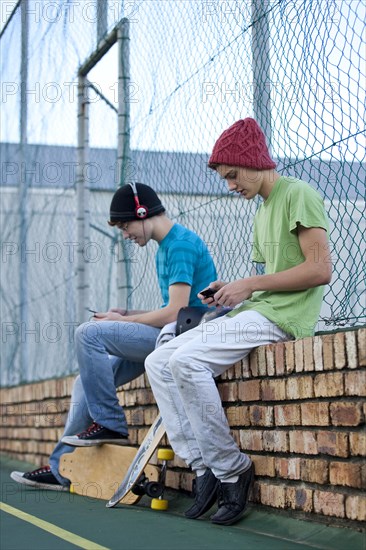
[1, 455, 364, 550]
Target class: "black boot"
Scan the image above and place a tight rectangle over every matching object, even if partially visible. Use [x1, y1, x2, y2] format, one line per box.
[211, 463, 254, 526]
[185, 469, 219, 519]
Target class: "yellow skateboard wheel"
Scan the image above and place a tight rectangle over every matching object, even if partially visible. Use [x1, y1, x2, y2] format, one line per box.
[157, 449, 174, 461]
[70, 484, 75, 494]
[151, 498, 168, 510]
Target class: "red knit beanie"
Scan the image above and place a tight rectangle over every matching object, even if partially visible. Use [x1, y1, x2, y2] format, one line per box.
[208, 118, 276, 170]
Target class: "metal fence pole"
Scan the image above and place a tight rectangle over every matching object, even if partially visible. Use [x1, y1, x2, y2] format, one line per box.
[117, 18, 132, 308]
[20, 0, 29, 380]
[251, 0, 273, 151]
[76, 76, 90, 323]
[97, 0, 108, 43]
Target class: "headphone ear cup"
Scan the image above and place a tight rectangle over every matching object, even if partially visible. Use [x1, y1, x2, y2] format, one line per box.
[136, 205, 148, 219]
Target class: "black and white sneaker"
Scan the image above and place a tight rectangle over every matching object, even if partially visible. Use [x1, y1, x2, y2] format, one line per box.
[61, 422, 130, 447]
[211, 463, 255, 526]
[11, 466, 68, 491]
[185, 469, 219, 519]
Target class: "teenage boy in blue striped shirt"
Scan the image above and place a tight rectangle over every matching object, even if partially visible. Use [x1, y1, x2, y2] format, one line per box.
[11, 183, 217, 491]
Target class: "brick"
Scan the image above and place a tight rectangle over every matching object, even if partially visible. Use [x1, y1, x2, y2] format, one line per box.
[261, 379, 286, 401]
[275, 457, 301, 480]
[222, 362, 242, 381]
[314, 372, 344, 397]
[301, 458, 329, 484]
[260, 483, 286, 508]
[143, 407, 159, 426]
[317, 431, 348, 457]
[234, 361, 243, 378]
[127, 408, 144, 426]
[286, 487, 313, 512]
[128, 428, 138, 445]
[143, 373, 151, 388]
[294, 339, 304, 373]
[322, 334, 334, 371]
[345, 331, 358, 369]
[333, 332, 346, 369]
[313, 336, 324, 371]
[179, 471, 194, 492]
[274, 404, 301, 426]
[121, 390, 138, 407]
[249, 405, 273, 427]
[330, 402, 364, 426]
[226, 406, 250, 426]
[357, 328, 366, 366]
[266, 345, 275, 376]
[345, 495, 366, 522]
[344, 371, 366, 396]
[166, 470, 180, 490]
[257, 346, 267, 376]
[301, 402, 329, 426]
[289, 431, 318, 454]
[218, 382, 238, 402]
[251, 481, 260, 504]
[303, 337, 314, 371]
[241, 356, 251, 378]
[314, 490, 345, 518]
[285, 341, 295, 374]
[263, 430, 288, 452]
[329, 461, 363, 488]
[238, 380, 261, 402]
[138, 389, 156, 405]
[240, 430, 263, 451]
[275, 342, 285, 375]
[249, 350, 259, 377]
[349, 432, 366, 456]
[232, 429, 241, 447]
[217, 372, 226, 382]
[286, 376, 314, 400]
[251, 455, 276, 477]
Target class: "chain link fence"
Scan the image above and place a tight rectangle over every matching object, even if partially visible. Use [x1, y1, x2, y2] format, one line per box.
[1, 0, 365, 385]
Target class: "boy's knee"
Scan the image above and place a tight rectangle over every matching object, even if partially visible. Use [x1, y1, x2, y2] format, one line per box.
[145, 348, 162, 375]
[169, 350, 192, 379]
[145, 349, 174, 384]
[75, 321, 101, 344]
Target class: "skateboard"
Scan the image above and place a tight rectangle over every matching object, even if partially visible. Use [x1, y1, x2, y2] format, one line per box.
[107, 414, 174, 509]
[60, 445, 160, 503]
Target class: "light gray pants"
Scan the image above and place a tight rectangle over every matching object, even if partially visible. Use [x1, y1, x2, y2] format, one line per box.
[145, 310, 290, 481]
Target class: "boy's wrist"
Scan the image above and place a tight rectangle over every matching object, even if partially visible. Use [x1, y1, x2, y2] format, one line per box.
[247, 275, 262, 293]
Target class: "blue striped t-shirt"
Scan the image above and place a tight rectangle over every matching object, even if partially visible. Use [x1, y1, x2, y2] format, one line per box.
[156, 224, 217, 308]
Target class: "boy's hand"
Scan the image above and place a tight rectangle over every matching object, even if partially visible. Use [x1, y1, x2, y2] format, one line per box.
[214, 278, 254, 308]
[109, 307, 127, 316]
[198, 280, 227, 305]
[93, 311, 127, 321]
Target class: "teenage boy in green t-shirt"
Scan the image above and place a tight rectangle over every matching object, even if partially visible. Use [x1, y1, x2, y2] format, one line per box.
[145, 118, 332, 526]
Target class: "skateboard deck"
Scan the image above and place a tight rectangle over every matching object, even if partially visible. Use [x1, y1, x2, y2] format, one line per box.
[60, 445, 159, 503]
[107, 414, 166, 508]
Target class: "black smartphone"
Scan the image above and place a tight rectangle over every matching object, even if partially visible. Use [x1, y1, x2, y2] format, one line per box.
[199, 287, 216, 298]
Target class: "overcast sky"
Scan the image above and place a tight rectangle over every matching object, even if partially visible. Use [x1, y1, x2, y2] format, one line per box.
[1, 0, 365, 162]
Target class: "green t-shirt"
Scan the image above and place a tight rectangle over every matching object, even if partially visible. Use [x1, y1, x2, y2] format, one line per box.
[228, 176, 329, 338]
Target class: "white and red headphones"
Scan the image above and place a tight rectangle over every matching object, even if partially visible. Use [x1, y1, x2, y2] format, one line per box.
[129, 182, 148, 219]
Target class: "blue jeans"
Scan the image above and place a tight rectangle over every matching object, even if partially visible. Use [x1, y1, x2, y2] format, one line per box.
[50, 320, 161, 485]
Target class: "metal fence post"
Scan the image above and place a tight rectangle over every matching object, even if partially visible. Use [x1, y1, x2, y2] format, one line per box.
[117, 18, 132, 308]
[97, 0, 108, 43]
[76, 76, 90, 323]
[251, 0, 273, 151]
[20, 0, 29, 380]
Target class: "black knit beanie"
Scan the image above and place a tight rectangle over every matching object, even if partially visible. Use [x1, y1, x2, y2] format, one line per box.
[109, 183, 166, 223]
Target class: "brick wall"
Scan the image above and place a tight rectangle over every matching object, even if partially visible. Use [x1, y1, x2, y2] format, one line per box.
[1, 328, 365, 528]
